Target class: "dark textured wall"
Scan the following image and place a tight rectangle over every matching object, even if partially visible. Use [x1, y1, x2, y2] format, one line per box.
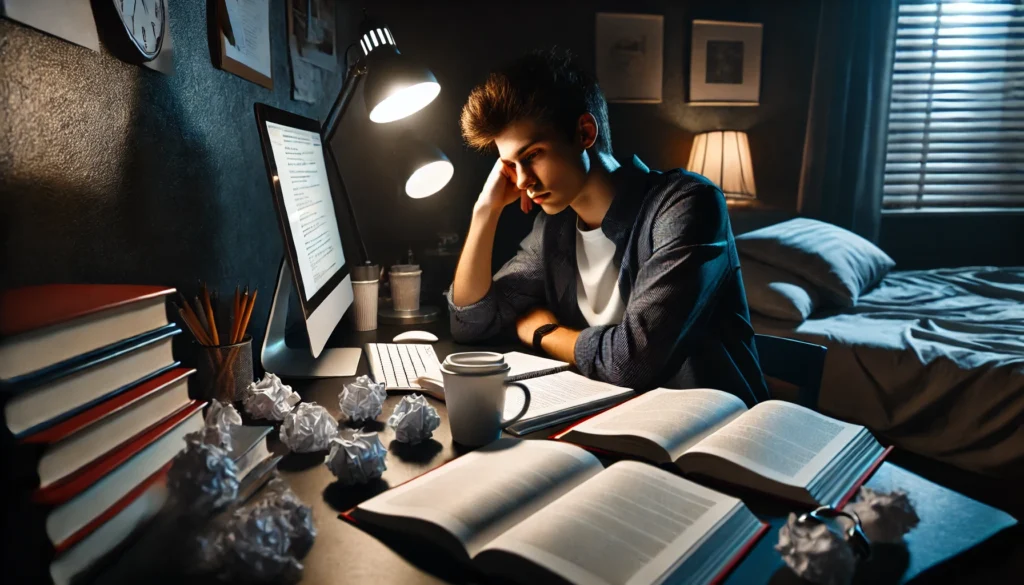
[0, 2, 341, 358]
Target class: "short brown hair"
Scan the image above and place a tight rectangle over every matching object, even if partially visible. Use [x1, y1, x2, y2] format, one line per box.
[460, 48, 612, 154]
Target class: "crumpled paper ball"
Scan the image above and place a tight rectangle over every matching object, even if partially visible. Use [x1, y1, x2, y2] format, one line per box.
[279, 402, 338, 453]
[206, 400, 242, 429]
[845, 487, 919, 544]
[241, 372, 282, 402]
[325, 431, 387, 486]
[194, 479, 315, 584]
[250, 478, 317, 558]
[338, 375, 387, 423]
[168, 431, 240, 518]
[220, 505, 304, 583]
[244, 372, 301, 421]
[776, 512, 856, 585]
[197, 425, 232, 450]
[387, 394, 441, 444]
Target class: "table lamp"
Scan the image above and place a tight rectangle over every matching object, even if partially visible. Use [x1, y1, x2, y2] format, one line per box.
[322, 13, 451, 323]
[686, 130, 757, 200]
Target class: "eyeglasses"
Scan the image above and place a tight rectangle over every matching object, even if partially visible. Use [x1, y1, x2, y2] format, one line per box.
[797, 505, 872, 560]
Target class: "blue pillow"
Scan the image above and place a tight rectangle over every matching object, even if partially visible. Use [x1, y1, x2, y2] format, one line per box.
[736, 218, 895, 307]
[740, 255, 819, 321]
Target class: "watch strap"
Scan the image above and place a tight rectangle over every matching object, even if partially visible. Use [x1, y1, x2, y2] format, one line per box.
[532, 323, 559, 352]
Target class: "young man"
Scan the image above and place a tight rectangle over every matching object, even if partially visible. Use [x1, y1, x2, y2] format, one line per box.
[448, 49, 769, 406]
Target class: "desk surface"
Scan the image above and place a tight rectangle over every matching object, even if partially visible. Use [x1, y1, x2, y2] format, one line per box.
[277, 322, 1018, 585]
[101, 321, 1018, 585]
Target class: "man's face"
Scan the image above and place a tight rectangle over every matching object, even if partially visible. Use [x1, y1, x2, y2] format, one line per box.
[494, 118, 589, 215]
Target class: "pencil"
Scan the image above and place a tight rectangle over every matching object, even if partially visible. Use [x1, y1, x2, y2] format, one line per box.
[177, 305, 212, 346]
[201, 283, 220, 346]
[191, 295, 211, 342]
[231, 286, 241, 343]
[238, 289, 257, 342]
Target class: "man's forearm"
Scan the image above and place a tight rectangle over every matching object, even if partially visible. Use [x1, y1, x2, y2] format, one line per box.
[540, 327, 580, 366]
[451, 205, 502, 307]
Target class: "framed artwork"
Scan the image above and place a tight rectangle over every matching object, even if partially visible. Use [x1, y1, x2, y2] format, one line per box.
[689, 20, 763, 106]
[595, 13, 664, 103]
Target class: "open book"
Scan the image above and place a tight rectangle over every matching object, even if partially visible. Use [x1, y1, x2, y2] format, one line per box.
[556, 389, 887, 507]
[349, 439, 766, 585]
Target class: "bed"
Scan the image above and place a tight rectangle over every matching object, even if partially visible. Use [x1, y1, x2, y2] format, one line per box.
[737, 220, 1024, 478]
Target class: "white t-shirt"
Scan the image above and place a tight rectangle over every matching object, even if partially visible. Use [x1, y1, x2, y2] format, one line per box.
[576, 218, 627, 326]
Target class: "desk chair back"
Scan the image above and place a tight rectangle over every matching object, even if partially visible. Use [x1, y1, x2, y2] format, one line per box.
[754, 333, 826, 409]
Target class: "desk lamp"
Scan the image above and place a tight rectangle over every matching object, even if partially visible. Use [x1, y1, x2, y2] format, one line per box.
[324, 14, 452, 323]
[686, 130, 757, 201]
[261, 15, 451, 378]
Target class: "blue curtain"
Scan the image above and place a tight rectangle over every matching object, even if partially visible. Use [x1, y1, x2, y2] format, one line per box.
[797, 0, 898, 242]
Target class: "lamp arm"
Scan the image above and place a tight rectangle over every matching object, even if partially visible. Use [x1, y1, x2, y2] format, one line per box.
[322, 60, 372, 264]
[323, 60, 367, 140]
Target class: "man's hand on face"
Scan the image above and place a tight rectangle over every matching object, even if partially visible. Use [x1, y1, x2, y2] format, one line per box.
[516, 307, 558, 348]
[475, 159, 534, 216]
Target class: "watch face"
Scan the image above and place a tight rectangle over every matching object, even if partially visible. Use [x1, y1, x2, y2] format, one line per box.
[113, 0, 166, 59]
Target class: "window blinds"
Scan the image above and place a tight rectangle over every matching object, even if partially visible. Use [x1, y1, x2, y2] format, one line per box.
[884, 1, 1024, 209]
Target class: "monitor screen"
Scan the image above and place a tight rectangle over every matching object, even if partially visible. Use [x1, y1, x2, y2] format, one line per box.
[264, 121, 346, 301]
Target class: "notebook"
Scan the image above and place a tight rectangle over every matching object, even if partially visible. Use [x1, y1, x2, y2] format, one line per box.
[502, 370, 634, 435]
[347, 439, 766, 585]
[555, 389, 889, 507]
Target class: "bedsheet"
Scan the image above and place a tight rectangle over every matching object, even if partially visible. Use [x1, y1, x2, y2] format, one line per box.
[752, 267, 1024, 477]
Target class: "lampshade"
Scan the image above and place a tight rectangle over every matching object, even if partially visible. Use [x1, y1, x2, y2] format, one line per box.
[400, 138, 453, 199]
[686, 131, 757, 199]
[358, 22, 440, 123]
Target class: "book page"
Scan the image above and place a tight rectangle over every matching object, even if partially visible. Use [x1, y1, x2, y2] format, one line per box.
[686, 400, 861, 487]
[355, 439, 602, 558]
[479, 461, 741, 585]
[504, 351, 570, 381]
[503, 371, 633, 423]
[567, 389, 747, 461]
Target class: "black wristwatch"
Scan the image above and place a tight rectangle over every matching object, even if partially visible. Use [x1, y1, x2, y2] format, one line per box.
[533, 323, 560, 352]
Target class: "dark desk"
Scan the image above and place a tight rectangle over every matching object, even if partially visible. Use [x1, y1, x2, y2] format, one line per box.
[278, 322, 1018, 585]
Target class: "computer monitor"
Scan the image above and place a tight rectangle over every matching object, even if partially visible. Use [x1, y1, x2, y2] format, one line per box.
[253, 103, 361, 377]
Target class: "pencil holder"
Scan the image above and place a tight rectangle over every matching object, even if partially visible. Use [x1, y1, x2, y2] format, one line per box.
[196, 336, 254, 404]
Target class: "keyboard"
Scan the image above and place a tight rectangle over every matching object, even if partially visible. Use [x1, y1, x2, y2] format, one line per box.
[365, 343, 442, 392]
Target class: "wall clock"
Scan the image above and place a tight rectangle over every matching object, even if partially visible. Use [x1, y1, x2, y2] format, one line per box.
[93, 0, 167, 64]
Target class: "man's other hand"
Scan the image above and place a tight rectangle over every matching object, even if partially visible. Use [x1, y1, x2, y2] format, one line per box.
[516, 307, 558, 348]
[475, 158, 533, 216]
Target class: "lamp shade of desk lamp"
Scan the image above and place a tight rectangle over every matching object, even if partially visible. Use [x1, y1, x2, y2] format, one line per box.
[686, 131, 757, 199]
[403, 140, 454, 199]
[357, 22, 441, 123]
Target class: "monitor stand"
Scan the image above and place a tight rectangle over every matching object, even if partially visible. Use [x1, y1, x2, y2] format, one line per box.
[261, 262, 362, 378]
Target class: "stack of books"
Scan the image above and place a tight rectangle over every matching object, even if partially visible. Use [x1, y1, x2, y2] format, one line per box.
[0, 285, 205, 585]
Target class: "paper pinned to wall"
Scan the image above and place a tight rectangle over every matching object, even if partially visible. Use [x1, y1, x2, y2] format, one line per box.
[1, 0, 101, 51]
[286, 0, 338, 104]
[223, 0, 271, 79]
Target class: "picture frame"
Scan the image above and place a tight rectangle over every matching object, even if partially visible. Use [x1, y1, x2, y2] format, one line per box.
[595, 13, 664, 103]
[213, 0, 273, 89]
[689, 20, 763, 106]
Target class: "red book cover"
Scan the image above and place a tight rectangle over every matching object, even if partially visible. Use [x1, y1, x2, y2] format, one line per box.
[0, 284, 175, 337]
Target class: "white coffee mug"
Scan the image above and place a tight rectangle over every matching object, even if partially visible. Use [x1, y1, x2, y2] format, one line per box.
[441, 352, 531, 447]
